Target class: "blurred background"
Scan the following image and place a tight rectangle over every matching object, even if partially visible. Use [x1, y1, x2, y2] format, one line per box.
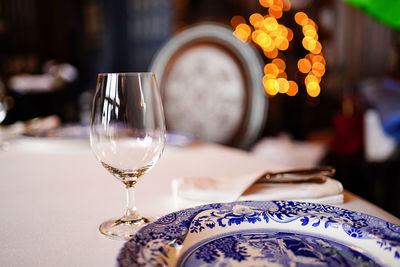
[0, 0, 399, 215]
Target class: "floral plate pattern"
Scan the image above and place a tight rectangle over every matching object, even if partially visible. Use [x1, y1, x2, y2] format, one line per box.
[118, 201, 400, 266]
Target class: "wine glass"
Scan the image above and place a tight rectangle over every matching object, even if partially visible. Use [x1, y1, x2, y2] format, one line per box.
[90, 72, 166, 240]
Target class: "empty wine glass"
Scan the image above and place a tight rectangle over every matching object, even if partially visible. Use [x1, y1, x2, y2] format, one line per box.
[90, 73, 166, 240]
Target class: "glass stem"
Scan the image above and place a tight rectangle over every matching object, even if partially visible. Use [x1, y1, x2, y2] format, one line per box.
[122, 184, 139, 222]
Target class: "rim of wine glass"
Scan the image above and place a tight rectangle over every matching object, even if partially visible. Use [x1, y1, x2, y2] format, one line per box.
[97, 72, 155, 76]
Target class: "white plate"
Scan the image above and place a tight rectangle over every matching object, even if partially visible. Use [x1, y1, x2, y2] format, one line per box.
[118, 200, 400, 266]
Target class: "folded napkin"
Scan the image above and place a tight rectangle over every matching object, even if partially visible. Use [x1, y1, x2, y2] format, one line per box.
[172, 171, 344, 209]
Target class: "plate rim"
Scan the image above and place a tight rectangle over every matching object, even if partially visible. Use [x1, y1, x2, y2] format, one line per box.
[118, 200, 400, 266]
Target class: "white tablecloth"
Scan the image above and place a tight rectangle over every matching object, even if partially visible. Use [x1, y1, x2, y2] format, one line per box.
[0, 138, 399, 267]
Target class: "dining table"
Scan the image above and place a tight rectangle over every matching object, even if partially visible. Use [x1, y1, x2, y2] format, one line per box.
[1, 136, 399, 267]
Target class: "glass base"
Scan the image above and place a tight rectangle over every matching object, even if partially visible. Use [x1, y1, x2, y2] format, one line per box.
[99, 216, 150, 240]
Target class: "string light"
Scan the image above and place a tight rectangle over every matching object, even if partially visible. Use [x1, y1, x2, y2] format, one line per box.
[232, 0, 326, 97]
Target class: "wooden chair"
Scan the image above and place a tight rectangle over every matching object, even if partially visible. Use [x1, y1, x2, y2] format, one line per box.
[150, 23, 267, 149]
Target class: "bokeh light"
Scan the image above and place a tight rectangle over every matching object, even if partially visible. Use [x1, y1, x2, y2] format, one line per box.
[249, 13, 264, 26]
[287, 80, 298, 96]
[295, 12, 308, 26]
[263, 78, 279, 95]
[277, 78, 289, 93]
[272, 58, 286, 72]
[264, 63, 280, 76]
[230, 16, 246, 28]
[264, 48, 279, 59]
[233, 0, 326, 97]
[282, 0, 291, 11]
[297, 58, 311, 73]
[233, 23, 252, 42]
[269, 6, 283, 19]
[259, 0, 274, 8]
[306, 82, 321, 97]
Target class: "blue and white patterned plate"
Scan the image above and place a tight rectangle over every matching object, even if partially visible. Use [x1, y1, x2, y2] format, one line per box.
[118, 201, 400, 266]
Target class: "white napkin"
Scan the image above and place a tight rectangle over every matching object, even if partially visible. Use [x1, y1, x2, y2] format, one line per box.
[172, 172, 344, 209]
[239, 178, 343, 202]
[251, 135, 327, 169]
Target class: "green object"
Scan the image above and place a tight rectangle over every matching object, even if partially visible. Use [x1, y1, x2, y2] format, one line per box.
[342, 0, 400, 30]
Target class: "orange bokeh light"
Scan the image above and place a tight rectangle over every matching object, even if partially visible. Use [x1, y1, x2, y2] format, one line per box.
[277, 71, 287, 79]
[259, 0, 274, 8]
[303, 36, 317, 51]
[273, 0, 284, 9]
[263, 74, 276, 82]
[264, 63, 280, 76]
[306, 82, 321, 97]
[279, 25, 288, 38]
[312, 61, 326, 76]
[237, 23, 251, 35]
[311, 41, 322, 54]
[231, 1, 326, 97]
[269, 6, 283, 19]
[263, 17, 278, 31]
[309, 71, 322, 81]
[277, 78, 289, 93]
[272, 58, 286, 72]
[287, 81, 298, 96]
[295, 12, 308, 26]
[264, 42, 276, 52]
[312, 54, 326, 65]
[249, 13, 264, 26]
[230, 16, 246, 28]
[282, 0, 291, 11]
[263, 78, 278, 95]
[305, 74, 320, 84]
[303, 25, 317, 38]
[297, 58, 312, 73]
[305, 18, 318, 31]
[278, 38, 289, 50]
[286, 28, 294, 41]
[264, 48, 279, 59]
[234, 23, 252, 42]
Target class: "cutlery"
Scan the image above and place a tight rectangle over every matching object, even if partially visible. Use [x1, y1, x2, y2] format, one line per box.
[255, 166, 335, 184]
